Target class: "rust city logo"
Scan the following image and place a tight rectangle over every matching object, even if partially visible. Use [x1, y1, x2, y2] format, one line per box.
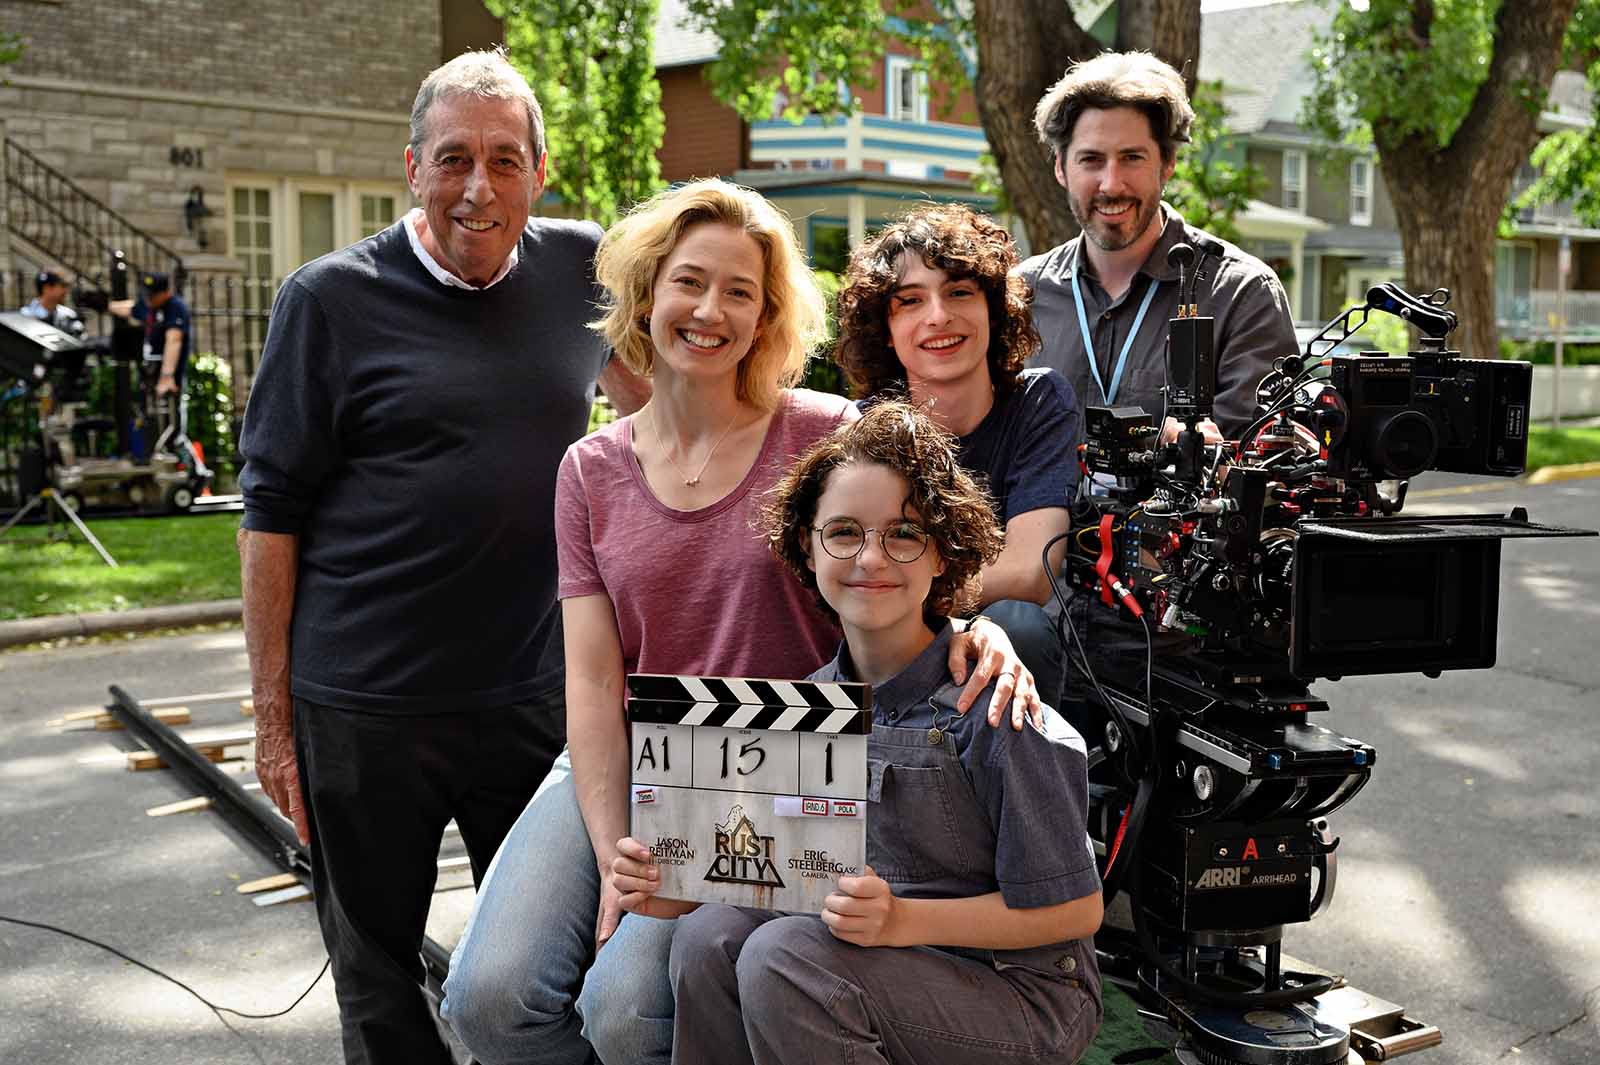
[704, 804, 785, 889]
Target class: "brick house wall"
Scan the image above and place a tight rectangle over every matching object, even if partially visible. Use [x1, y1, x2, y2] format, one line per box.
[7, 0, 436, 114]
[0, 0, 444, 260]
[658, 64, 744, 183]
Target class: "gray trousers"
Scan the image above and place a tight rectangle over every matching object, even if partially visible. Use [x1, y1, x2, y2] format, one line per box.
[668, 905, 1099, 1065]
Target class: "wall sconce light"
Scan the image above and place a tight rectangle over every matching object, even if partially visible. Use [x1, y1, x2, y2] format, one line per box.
[183, 186, 214, 250]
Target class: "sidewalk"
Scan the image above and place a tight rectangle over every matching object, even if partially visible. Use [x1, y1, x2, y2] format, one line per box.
[0, 599, 242, 651]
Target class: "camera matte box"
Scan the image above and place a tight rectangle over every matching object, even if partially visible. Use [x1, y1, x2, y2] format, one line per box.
[1289, 511, 1595, 679]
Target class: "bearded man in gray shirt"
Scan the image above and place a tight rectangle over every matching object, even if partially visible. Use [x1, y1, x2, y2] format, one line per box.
[1019, 51, 1296, 437]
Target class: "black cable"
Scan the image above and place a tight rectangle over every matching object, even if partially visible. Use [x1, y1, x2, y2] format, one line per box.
[1049, 544, 1146, 776]
[0, 914, 330, 1020]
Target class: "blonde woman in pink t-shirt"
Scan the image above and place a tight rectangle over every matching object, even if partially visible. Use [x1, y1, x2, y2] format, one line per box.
[443, 179, 1040, 1065]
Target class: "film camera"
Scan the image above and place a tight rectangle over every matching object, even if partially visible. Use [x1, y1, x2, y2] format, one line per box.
[1057, 257, 1595, 1064]
[1, 253, 210, 516]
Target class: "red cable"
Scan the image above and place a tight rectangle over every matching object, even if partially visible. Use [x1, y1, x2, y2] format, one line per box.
[1093, 513, 1145, 619]
[1094, 514, 1116, 609]
[1105, 803, 1132, 876]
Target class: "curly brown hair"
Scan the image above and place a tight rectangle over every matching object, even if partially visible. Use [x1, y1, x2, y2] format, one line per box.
[763, 402, 1004, 626]
[1033, 51, 1194, 166]
[833, 203, 1039, 403]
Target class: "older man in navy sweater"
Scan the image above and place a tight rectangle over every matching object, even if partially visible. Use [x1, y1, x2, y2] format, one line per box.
[237, 50, 645, 1065]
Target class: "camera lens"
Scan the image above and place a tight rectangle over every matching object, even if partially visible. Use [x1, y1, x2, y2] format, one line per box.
[1372, 410, 1437, 478]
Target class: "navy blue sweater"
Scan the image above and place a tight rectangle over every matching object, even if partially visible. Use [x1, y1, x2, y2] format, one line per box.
[239, 219, 610, 712]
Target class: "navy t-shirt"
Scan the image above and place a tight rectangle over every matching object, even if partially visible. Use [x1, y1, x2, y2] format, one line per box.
[857, 369, 1082, 521]
[955, 368, 1082, 521]
[135, 294, 192, 385]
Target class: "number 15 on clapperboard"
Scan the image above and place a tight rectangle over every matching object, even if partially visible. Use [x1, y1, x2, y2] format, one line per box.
[627, 674, 871, 913]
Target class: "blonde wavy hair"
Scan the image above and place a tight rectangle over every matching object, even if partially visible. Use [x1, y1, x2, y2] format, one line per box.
[592, 179, 827, 411]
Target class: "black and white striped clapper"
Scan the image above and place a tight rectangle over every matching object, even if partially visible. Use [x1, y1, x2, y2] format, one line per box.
[627, 675, 872, 735]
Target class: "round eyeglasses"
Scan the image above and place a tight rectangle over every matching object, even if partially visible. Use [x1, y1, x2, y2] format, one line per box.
[813, 517, 930, 563]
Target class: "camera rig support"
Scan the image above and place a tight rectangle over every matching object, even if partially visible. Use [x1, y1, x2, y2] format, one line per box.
[1054, 272, 1595, 1064]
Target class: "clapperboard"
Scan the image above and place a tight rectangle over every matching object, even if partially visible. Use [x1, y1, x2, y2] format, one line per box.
[627, 674, 871, 913]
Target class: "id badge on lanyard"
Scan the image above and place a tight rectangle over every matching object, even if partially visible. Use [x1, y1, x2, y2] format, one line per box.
[1070, 261, 1159, 406]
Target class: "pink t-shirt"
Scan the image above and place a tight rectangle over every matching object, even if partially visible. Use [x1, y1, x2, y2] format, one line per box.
[556, 388, 852, 679]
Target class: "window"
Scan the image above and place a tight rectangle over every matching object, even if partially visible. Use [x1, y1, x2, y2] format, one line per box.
[230, 185, 275, 354]
[1495, 243, 1535, 328]
[1282, 151, 1306, 212]
[360, 194, 398, 238]
[886, 55, 927, 124]
[299, 191, 338, 263]
[1350, 158, 1373, 226]
[228, 177, 408, 278]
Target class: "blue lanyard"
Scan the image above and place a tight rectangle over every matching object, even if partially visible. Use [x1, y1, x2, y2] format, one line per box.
[1070, 261, 1160, 406]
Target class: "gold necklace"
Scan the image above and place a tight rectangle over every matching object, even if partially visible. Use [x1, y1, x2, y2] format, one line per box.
[648, 405, 741, 487]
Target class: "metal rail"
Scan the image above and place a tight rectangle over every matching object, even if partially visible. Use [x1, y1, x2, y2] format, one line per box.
[4, 138, 185, 282]
[105, 685, 453, 985]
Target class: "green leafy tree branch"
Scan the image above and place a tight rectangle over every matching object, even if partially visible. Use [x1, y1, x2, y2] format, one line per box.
[491, 0, 666, 227]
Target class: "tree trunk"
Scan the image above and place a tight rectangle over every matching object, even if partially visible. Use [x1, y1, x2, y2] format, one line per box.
[972, 0, 1095, 251]
[1117, 0, 1202, 97]
[973, 0, 1203, 253]
[1383, 155, 1503, 358]
[1374, 0, 1578, 359]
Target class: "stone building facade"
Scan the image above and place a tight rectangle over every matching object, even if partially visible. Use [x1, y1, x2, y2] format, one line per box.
[1, 0, 501, 373]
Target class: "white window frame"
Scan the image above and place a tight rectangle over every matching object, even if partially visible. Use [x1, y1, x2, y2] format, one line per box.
[290, 182, 346, 266]
[226, 174, 410, 279]
[1350, 157, 1373, 226]
[226, 183, 278, 279]
[1282, 150, 1306, 213]
[355, 187, 404, 240]
[886, 55, 928, 124]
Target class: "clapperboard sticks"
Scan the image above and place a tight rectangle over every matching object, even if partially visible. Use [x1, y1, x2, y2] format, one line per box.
[626, 675, 872, 733]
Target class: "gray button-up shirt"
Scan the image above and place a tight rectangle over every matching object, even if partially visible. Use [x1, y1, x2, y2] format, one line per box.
[1019, 203, 1297, 436]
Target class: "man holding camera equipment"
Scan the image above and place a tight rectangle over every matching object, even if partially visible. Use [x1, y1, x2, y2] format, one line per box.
[1019, 51, 1296, 439]
[112, 271, 191, 415]
[236, 50, 646, 1065]
[108, 271, 211, 481]
[20, 270, 85, 339]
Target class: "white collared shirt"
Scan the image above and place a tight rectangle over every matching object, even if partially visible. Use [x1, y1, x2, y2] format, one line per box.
[403, 207, 519, 290]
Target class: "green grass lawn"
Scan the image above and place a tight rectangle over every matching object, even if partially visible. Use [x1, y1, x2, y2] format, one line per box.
[1527, 425, 1600, 471]
[4, 429, 1598, 624]
[0, 511, 241, 621]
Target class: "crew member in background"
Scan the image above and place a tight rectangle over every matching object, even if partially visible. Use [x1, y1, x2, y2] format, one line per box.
[111, 271, 207, 472]
[20, 269, 85, 338]
[1019, 51, 1296, 438]
[111, 271, 191, 423]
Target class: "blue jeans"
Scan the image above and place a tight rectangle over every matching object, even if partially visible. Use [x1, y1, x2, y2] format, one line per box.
[441, 749, 678, 1065]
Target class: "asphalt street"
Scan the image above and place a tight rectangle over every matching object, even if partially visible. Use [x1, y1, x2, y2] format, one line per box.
[0, 632, 475, 1065]
[0, 474, 1595, 1065]
[1292, 473, 1600, 1065]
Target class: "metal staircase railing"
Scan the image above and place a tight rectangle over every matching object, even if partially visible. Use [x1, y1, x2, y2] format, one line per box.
[3, 135, 185, 283]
